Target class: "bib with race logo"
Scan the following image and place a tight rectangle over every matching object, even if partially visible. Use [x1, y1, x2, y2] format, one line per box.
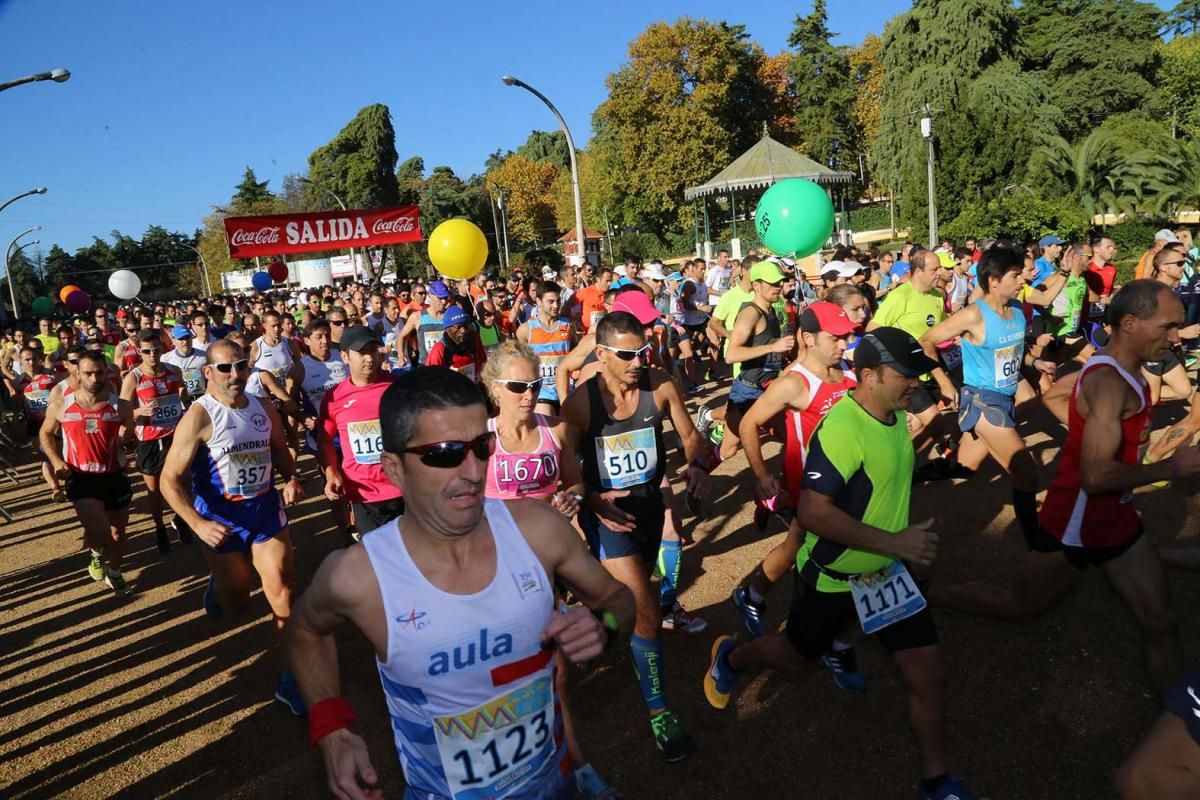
[347, 418, 383, 465]
[221, 450, 271, 498]
[24, 388, 50, 417]
[589, 310, 604, 329]
[432, 674, 555, 800]
[493, 451, 558, 497]
[594, 427, 657, 489]
[849, 561, 927, 635]
[152, 394, 184, 429]
[538, 357, 561, 381]
[993, 343, 1021, 390]
[182, 368, 204, 396]
[424, 332, 442, 356]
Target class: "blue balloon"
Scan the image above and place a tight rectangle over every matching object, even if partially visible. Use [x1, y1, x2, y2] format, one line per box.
[251, 271, 273, 291]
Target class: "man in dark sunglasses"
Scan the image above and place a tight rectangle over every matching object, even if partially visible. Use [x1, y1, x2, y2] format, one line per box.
[160, 339, 307, 715]
[318, 325, 404, 534]
[113, 321, 143, 381]
[558, 310, 710, 762]
[287, 367, 634, 800]
[121, 329, 189, 554]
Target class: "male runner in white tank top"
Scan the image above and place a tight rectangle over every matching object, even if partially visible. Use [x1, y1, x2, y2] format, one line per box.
[286, 367, 634, 800]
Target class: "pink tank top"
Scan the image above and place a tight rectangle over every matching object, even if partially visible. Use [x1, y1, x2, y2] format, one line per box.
[485, 415, 561, 500]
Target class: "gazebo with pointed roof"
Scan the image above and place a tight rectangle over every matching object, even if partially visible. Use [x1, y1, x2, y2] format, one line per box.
[683, 125, 855, 258]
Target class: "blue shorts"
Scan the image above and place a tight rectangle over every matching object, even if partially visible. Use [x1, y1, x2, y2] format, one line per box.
[726, 377, 766, 416]
[958, 385, 1016, 432]
[579, 494, 664, 564]
[195, 490, 287, 553]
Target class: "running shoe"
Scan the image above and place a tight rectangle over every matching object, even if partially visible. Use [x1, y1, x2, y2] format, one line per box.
[576, 766, 622, 800]
[274, 672, 308, 716]
[917, 774, 977, 800]
[752, 498, 770, 531]
[708, 422, 725, 446]
[51, 489, 67, 503]
[660, 602, 707, 634]
[87, 553, 105, 582]
[731, 586, 765, 638]
[687, 382, 703, 395]
[1187, 354, 1199, 370]
[695, 405, 713, 442]
[104, 569, 130, 599]
[649, 710, 695, 761]
[173, 517, 193, 545]
[155, 526, 171, 554]
[202, 575, 223, 619]
[821, 647, 868, 695]
[703, 635, 738, 710]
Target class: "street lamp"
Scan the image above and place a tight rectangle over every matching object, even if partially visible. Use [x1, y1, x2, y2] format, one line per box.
[0, 68, 70, 93]
[181, 243, 213, 297]
[502, 75, 586, 269]
[919, 103, 937, 247]
[300, 177, 358, 275]
[5, 226, 42, 322]
[0, 187, 47, 216]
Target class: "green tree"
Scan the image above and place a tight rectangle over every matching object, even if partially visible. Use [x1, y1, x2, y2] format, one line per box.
[876, 0, 1058, 238]
[850, 34, 885, 189]
[233, 167, 273, 207]
[6, 249, 39, 311]
[1019, 0, 1164, 140]
[516, 131, 571, 171]
[42, 244, 73, 290]
[1157, 34, 1200, 137]
[1166, 0, 1200, 35]
[486, 154, 560, 246]
[787, 0, 858, 171]
[591, 17, 775, 236]
[396, 156, 425, 205]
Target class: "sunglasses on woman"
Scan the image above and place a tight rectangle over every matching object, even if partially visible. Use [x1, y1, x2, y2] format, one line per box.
[211, 359, 249, 373]
[492, 378, 543, 395]
[399, 432, 495, 468]
[598, 343, 652, 361]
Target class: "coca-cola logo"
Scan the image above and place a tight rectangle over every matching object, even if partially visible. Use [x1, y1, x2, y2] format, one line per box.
[372, 217, 416, 235]
[230, 226, 281, 246]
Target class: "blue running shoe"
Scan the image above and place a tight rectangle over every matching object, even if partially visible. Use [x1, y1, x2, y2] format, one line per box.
[918, 774, 976, 800]
[703, 635, 738, 710]
[821, 647, 868, 695]
[202, 575, 223, 620]
[731, 586, 765, 638]
[275, 672, 308, 716]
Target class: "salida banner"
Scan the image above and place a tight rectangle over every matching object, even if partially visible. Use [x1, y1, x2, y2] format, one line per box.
[223, 205, 421, 258]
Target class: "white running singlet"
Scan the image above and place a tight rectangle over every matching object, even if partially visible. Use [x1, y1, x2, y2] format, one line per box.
[193, 394, 274, 499]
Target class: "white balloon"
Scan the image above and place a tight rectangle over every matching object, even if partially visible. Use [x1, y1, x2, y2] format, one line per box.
[108, 269, 141, 300]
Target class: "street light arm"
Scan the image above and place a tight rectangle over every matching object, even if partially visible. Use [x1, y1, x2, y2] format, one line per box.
[299, 177, 348, 211]
[0, 188, 47, 217]
[0, 69, 69, 93]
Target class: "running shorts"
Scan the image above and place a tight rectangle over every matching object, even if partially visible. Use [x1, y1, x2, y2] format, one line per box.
[135, 436, 172, 476]
[785, 574, 938, 657]
[66, 471, 133, 511]
[958, 385, 1016, 432]
[195, 490, 287, 554]
[579, 493, 664, 564]
[1026, 523, 1143, 567]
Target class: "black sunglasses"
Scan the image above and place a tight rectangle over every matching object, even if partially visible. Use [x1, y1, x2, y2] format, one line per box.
[493, 378, 542, 395]
[399, 432, 495, 468]
[211, 359, 249, 373]
[139, 347, 161, 355]
[67, 358, 80, 364]
[329, 320, 346, 326]
[599, 343, 652, 362]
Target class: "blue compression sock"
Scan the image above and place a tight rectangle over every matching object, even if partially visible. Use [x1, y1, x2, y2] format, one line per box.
[657, 538, 682, 609]
[630, 634, 666, 713]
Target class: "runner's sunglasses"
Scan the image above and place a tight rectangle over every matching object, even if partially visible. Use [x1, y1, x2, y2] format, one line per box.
[210, 359, 249, 373]
[492, 378, 542, 395]
[399, 432, 495, 468]
[598, 343, 652, 361]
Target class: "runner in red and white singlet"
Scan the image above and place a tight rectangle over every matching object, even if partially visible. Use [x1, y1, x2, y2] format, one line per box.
[15, 346, 68, 501]
[725, 302, 859, 645]
[929, 281, 1200, 696]
[41, 350, 136, 598]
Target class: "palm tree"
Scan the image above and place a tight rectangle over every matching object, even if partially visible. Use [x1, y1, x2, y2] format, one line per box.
[1034, 130, 1172, 223]
[1142, 138, 1200, 217]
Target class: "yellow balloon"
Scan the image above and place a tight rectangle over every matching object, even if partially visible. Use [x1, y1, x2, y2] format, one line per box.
[427, 219, 488, 280]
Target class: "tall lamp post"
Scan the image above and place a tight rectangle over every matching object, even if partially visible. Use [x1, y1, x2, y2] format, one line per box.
[5, 226, 42, 321]
[300, 177, 358, 277]
[501, 75, 586, 269]
[182, 243, 213, 297]
[0, 68, 69, 94]
[919, 102, 938, 247]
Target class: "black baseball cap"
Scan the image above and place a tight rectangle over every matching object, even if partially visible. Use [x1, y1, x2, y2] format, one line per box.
[854, 327, 939, 378]
[339, 325, 381, 353]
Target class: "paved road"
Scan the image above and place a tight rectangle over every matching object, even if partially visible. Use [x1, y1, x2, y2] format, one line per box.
[3, 395, 1200, 799]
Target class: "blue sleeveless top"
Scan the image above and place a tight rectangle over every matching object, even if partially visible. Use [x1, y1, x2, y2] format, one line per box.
[961, 299, 1025, 395]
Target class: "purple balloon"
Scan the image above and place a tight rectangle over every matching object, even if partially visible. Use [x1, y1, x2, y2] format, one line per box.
[65, 289, 90, 313]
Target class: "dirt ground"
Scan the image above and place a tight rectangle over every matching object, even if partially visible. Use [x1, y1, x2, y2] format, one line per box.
[4, 389, 1200, 800]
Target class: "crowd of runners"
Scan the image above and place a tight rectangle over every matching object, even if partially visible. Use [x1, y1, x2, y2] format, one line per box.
[6, 233, 1200, 799]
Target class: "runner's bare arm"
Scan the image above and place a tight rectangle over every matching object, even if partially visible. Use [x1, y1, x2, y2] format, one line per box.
[919, 305, 980, 401]
[159, 403, 214, 532]
[550, 419, 583, 494]
[1116, 713, 1200, 799]
[1026, 271, 1068, 307]
[1078, 369, 1181, 491]
[515, 321, 530, 343]
[117, 397, 136, 444]
[739, 372, 808, 490]
[38, 396, 67, 476]
[657, 372, 706, 465]
[555, 334, 595, 402]
[395, 312, 419, 341]
[725, 306, 778, 365]
[247, 339, 260, 366]
[262, 398, 298, 479]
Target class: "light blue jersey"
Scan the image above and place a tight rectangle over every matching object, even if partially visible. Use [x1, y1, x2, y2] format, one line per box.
[961, 299, 1025, 396]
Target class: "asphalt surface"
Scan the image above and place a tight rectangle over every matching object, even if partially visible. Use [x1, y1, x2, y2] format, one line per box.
[3, 388, 1200, 799]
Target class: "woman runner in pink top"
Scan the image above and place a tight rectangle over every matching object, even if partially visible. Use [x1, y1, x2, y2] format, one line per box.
[480, 341, 620, 800]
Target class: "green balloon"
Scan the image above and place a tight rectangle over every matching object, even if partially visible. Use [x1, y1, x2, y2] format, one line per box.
[754, 178, 835, 258]
[31, 296, 53, 317]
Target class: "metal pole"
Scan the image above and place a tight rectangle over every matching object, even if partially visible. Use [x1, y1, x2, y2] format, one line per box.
[301, 178, 356, 274]
[488, 189, 503, 267]
[501, 76, 585, 269]
[0, 68, 69, 93]
[4, 226, 41, 322]
[498, 190, 511, 270]
[921, 103, 938, 247]
[602, 208, 616, 265]
[183, 243, 213, 297]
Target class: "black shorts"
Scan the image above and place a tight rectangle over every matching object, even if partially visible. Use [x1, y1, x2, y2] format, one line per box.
[353, 496, 405, 534]
[1025, 524, 1143, 568]
[579, 493, 664, 564]
[1144, 347, 1181, 377]
[908, 386, 936, 415]
[135, 437, 172, 476]
[784, 574, 938, 657]
[66, 471, 133, 511]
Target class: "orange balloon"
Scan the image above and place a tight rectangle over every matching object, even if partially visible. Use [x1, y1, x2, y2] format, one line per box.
[60, 284, 81, 303]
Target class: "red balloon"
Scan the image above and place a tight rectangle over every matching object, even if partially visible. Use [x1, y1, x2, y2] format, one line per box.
[65, 289, 90, 313]
[268, 260, 289, 283]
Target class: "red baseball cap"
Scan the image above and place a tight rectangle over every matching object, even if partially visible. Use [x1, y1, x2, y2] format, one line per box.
[798, 301, 857, 336]
[611, 291, 660, 326]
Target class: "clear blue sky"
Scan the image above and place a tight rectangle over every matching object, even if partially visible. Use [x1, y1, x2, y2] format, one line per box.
[0, 0, 1170, 259]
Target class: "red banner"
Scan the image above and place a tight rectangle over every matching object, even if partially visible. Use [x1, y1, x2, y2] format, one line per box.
[222, 205, 421, 258]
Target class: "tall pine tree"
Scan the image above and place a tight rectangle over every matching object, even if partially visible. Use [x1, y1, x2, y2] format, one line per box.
[786, 0, 859, 171]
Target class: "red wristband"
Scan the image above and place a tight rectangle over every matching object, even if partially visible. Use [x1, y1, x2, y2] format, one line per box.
[309, 696, 356, 750]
